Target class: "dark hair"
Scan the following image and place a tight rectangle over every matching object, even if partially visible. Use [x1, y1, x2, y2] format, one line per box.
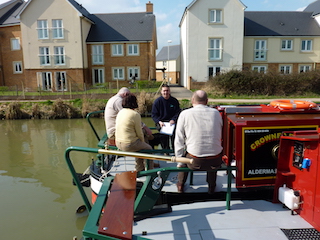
[162, 84, 170, 88]
[122, 93, 138, 109]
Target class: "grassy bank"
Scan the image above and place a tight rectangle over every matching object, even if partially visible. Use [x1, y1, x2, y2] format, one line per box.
[0, 91, 194, 120]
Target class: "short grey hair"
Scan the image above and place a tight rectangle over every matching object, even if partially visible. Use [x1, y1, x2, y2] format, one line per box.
[118, 87, 130, 97]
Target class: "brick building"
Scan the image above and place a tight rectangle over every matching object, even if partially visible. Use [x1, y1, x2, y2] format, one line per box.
[0, 0, 157, 91]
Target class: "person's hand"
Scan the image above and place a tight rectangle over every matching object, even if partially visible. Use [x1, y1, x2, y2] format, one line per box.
[159, 121, 165, 127]
[169, 120, 175, 125]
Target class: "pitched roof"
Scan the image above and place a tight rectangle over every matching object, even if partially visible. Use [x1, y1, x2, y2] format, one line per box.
[156, 45, 180, 61]
[86, 12, 156, 42]
[304, 0, 320, 16]
[180, 0, 246, 27]
[0, 0, 25, 25]
[67, 0, 94, 23]
[16, 0, 94, 23]
[244, 11, 320, 36]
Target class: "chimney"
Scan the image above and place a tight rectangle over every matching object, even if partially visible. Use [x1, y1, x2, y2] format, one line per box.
[146, 1, 153, 13]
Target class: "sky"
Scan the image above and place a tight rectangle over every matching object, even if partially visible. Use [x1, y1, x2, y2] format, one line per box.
[0, 0, 317, 53]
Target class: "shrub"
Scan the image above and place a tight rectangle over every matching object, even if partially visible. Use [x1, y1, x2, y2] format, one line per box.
[208, 69, 320, 96]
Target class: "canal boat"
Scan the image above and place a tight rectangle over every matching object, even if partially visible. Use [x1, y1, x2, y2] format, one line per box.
[66, 103, 320, 240]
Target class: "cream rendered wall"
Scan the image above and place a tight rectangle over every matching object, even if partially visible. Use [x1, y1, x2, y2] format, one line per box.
[180, 13, 188, 87]
[20, 0, 88, 69]
[182, 0, 244, 84]
[243, 37, 320, 64]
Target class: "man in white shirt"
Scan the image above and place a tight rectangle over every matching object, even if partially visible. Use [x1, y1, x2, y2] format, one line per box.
[104, 87, 130, 140]
[174, 90, 223, 194]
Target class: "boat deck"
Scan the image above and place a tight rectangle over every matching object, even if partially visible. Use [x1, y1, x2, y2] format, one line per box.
[92, 155, 317, 240]
[133, 199, 313, 240]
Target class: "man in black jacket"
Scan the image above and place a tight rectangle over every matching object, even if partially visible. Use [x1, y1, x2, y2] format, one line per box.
[151, 84, 181, 149]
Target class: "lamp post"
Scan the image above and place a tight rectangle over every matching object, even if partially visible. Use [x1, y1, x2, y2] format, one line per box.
[167, 40, 172, 84]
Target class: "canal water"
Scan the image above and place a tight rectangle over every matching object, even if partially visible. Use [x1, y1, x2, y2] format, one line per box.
[0, 117, 155, 239]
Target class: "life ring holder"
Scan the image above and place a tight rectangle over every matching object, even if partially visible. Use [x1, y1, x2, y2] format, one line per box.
[269, 100, 317, 110]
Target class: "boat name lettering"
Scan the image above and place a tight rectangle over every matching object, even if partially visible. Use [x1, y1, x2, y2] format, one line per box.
[248, 168, 277, 175]
[250, 132, 293, 151]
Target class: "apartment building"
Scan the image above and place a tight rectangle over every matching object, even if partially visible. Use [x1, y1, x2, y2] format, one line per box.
[0, 0, 157, 91]
[179, 0, 320, 88]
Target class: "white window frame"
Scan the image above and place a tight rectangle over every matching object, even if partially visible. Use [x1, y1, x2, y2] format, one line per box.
[54, 46, 65, 65]
[281, 39, 293, 51]
[280, 65, 291, 74]
[128, 67, 140, 80]
[208, 38, 222, 61]
[37, 72, 52, 91]
[92, 45, 104, 64]
[163, 61, 167, 67]
[301, 39, 313, 52]
[92, 68, 105, 84]
[13, 61, 22, 74]
[299, 65, 312, 73]
[254, 40, 267, 61]
[127, 44, 139, 56]
[11, 38, 20, 50]
[112, 67, 125, 80]
[208, 66, 221, 77]
[52, 19, 64, 39]
[252, 66, 267, 73]
[209, 9, 222, 23]
[37, 20, 49, 39]
[39, 47, 50, 65]
[55, 71, 67, 91]
[112, 44, 123, 56]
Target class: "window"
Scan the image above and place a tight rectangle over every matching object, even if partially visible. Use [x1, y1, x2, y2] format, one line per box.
[54, 46, 65, 65]
[13, 61, 22, 73]
[37, 72, 52, 90]
[112, 44, 123, 56]
[55, 71, 67, 91]
[208, 66, 221, 77]
[112, 67, 124, 80]
[208, 38, 222, 60]
[92, 45, 104, 64]
[127, 44, 139, 56]
[209, 9, 222, 23]
[37, 20, 49, 39]
[281, 40, 293, 50]
[280, 65, 291, 74]
[11, 38, 20, 50]
[92, 68, 104, 84]
[299, 65, 311, 73]
[52, 19, 64, 39]
[128, 67, 139, 80]
[39, 47, 50, 65]
[301, 40, 312, 52]
[254, 40, 267, 61]
[252, 66, 267, 73]
[163, 61, 167, 67]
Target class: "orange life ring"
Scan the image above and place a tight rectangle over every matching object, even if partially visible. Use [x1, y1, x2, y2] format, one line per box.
[270, 100, 317, 110]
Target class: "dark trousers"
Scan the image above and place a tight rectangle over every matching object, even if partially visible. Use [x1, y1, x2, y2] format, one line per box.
[178, 153, 222, 191]
[155, 122, 175, 150]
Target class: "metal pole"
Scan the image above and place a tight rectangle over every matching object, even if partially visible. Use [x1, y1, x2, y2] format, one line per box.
[167, 40, 172, 85]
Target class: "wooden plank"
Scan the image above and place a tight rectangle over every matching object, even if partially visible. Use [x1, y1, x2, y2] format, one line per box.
[98, 171, 137, 240]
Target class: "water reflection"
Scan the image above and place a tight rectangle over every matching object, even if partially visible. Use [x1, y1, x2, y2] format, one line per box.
[0, 117, 153, 239]
[0, 117, 155, 239]
[0, 118, 105, 239]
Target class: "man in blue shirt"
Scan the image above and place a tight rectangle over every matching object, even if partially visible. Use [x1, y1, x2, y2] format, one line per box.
[151, 84, 180, 149]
